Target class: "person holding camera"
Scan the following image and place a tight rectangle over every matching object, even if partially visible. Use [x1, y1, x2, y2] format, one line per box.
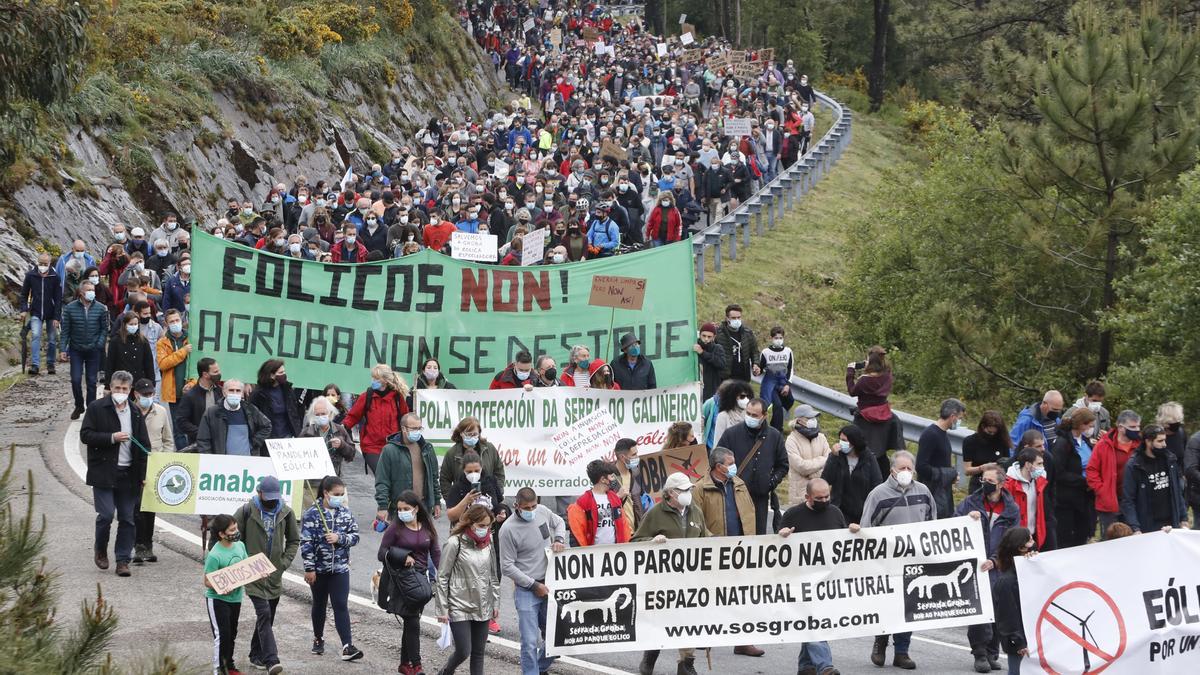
[444, 451, 508, 633]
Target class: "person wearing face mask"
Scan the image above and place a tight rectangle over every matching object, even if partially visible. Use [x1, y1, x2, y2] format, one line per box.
[301, 475, 364, 661]
[130, 378, 172, 563]
[695, 447, 756, 541]
[992, 527, 1036, 675]
[716, 398, 789, 535]
[175, 357, 222, 445]
[445, 452, 507, 527]
[358, 209, 390, 256]
[411, 357, 456, 404]
[104, 311, 155, 387]
[706, 380, 754, 449]
[1120, 424, 1189, 533]
[56, 239, 97, 289]
[19, 252, 63, 376]
[1009, 390, 1065, 449]
[439, 416, 504, 501]
[1085, 409, 1140, 540]
[612, 333, 657, 391]
[232, 477, 300, 675]
[955, 466, 1020, 673]
[854, 451, 936, 670]
[645, 189, 682, 246]
[962, 411, 1013, 494]
[378, 491, 440, 675]
[81, 370, 151, 577]
[161, 251, 191, 314]
[196, 379, 272, 456]
[376, 412, 443, 524]
[1063, 381, 1110, 442]
[300, 396, 356, 477]
[560, 344, 597, 387]
[916, 398, 967, 519]
[331, 223, 369, 263]
[423, 211, 458, 252]
[567, 460, 630, 548]
[632, 472, 708, 675]
[1048, 407, 1098, 547]
[1004, 448, 1054, 551]
[532, 354, 561, 388]
[499, 486, 567, 675]
[204, 514, 250, 675]
[249, 359, 303, 440]
[436, 504, 503, 675]
[820, 425, 883, 529]
[1155, 401, 1186, 465]
[777, 478, 846, 675]
[715, 303, 758, 383]
[343, 364, 411, 473]
[785, 405, 833, 506]
[489, 350, 537, 391]
[613, 438, 650, 532]
[146, 238, 176, 278]
[154, 308, 191, 446]
[757, 327, 795, 432]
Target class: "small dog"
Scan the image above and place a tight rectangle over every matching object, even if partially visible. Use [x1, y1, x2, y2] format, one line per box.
[370, 568, 382, 604]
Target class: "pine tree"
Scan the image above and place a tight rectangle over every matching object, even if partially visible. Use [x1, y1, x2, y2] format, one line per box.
[0, 448, 185, 674]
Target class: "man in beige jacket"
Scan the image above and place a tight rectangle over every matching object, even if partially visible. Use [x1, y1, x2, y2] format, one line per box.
[785, 405, 833, 506]
[132, 377, 174, 563]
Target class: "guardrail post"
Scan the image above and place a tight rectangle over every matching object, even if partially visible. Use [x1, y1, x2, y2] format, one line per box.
[692, 240, 706, 284]
[733, 211, 750, 253]
[769, 185, 785, 227]
[721, 218, 737, 261]
[705, 231, 723, 273]
[755, 194, 769, 235]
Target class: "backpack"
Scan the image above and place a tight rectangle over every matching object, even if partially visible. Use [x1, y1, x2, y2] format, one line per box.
[364, 388, 405, 429]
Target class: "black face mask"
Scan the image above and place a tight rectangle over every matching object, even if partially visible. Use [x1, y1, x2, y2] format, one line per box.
[260, 499, 279, 511]
[138, 316, 150, 324]
[982, 482, 997, 496]
[810, 500, 829, 512]
[543, 367, 557, 382]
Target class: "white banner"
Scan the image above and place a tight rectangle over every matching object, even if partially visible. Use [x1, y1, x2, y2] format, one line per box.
[724, 117, 753, 137]
[266, 437, 336, 480]
[451, 231, 498, 262]
[546, 517, 993, 655]
[1018, 530, 1200, 674]
[414, 383, 702, 496]
[680, 32, 694, 46]
[521, 227, 547, 265]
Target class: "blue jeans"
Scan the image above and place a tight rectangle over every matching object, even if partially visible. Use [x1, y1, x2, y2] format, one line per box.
[1007, 652, 1021, 675]
[70, 347, 102, 410]
[797, 641, 832, 672]
[514, 585, 555, 675]
[764, 152, 779, 181]
[29, 316, 57, 367]
[168, 402, 188, 452]
[760, 372, 791, 431]
[311, 571, 352, 646]
[893, 631, 912, 654]
[94, 473, 138, 563]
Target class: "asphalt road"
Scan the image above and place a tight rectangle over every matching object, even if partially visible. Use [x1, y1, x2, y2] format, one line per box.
[23, 368, 1000, 675]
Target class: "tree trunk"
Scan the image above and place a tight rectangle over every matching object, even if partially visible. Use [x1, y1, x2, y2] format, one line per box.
[736, 0, 743, 46]
[645, 0, 663, 35]
[868, 0, 890, 112]
[722, 0, 733, 40]
[1098, 226, 1117, 375]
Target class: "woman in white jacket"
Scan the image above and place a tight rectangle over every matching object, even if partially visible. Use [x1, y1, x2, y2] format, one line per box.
[785, 405, 832, 506]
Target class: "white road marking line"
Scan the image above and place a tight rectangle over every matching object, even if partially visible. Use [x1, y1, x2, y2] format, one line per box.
[62, 420, 633, 675]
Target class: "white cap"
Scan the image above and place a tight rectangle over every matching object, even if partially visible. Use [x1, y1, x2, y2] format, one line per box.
[130, 227, 145, 237]
[663, 472, 694, 492]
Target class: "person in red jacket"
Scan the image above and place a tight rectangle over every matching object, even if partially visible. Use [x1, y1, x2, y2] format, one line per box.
[561, 346, 613, 388]
[331, 224, 369, 263]
[1086, 410, 1141, 539]
[1003, 447, 1054, 550]
[342, 364, 410, 474]
[645, 192, 683, 246]
[567, 460, 630, 547]
[489, 350, 535, 390]
[423, 215, 457, 252]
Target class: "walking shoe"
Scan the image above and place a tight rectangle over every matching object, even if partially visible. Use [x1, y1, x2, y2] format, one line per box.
[733, 645, 765, 657]
[798, 668, 817, 675]
[132, 545, 147, 564]
[267, 665, 283, 675]
[311, 638, 324, 655]
[870, 636, 888, 667]
[974, 655, 990, 673]
[115, 562, 131, 577]
[639, 649, 659, 675]
[94, 550, 109, 570]
[226, 665, 243, 675]
[247, 659, 265, 670]
[411, 663, 425, 675]
[676, 656, 698, 675]
[341, 644, 364, 661]
[488, 618, 500, 634]
[46, 365, 55, 375]
[893, 653, 916, 670]
[818, 669, 841, 675]
[71, 407, 84, 420]
[988, 655, 1002, 670]
[28, 365, 38, 376]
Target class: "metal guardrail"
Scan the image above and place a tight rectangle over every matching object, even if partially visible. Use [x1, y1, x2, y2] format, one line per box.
[698, 92, 970, 458]
[690, 90, 852, 283]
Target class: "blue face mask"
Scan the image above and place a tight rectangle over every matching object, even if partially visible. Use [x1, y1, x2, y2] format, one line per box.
[629, 346, 641, 357]
[518, 509, 535, 522]
[328, 494, 347, 509]
[1032, 467, 1047, 480]
[745, 416, 762, 430]
[397, 510, 416, 523]
[627, 458, 640, 470]
[137, 396, 153, 408]
[726, 463, 737, 478]
[407, 430, 423, 443]
[370, 380, 383, 391]
[463, 435, 479, 447]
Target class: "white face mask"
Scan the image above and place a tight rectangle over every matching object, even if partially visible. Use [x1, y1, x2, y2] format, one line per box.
[729, 319, 742, 330]
[772, 338, 784, 348]
[806, 418, 819, 429]
[424, 368, 439, 381]
[736, 396, 749, 410]
[676, 491, 692, 507]
[466, 472, 481, 484]
[895, 470, 914, 487]
[180, 264, 191, 275]
[37, 265, 49, 275]
[111, 392, 129, 405]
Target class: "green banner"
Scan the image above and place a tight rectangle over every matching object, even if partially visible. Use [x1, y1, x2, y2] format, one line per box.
[190, 232, 699, 391]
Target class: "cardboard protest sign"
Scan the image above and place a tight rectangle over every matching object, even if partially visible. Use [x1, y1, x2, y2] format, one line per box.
[582, 26, 600, 42]
[730, 50, 747, 62]
[552, 408, 622, 468]
[141, 453, 304, 515]
[759, 47, 775, 62]
[723, 117, 754, 137]
[266, 437, 336, 480]
[523, 17, 535, 32]
[450, 231, 498, 263]
[549, 28, 562, 48]
[547, 517, 993, 655]
[681, 23, 696, 37]
[521, 228, 547, 266]
[680, 49, 703, 65]
[206, 553, 277, 596]
[599, 138, 628, 161]
[588, 275, 647, 310]
[636, 443, 708, 499]
[735, 62, 761, 78]
[415, 384, 703, 496]
[679, 32, 694, 46]
[191, 232, 698, 390]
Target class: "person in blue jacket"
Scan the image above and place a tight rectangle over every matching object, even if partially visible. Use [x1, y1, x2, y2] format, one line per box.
[20, 252, 63, 375]
[586, 202, 621, 257]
